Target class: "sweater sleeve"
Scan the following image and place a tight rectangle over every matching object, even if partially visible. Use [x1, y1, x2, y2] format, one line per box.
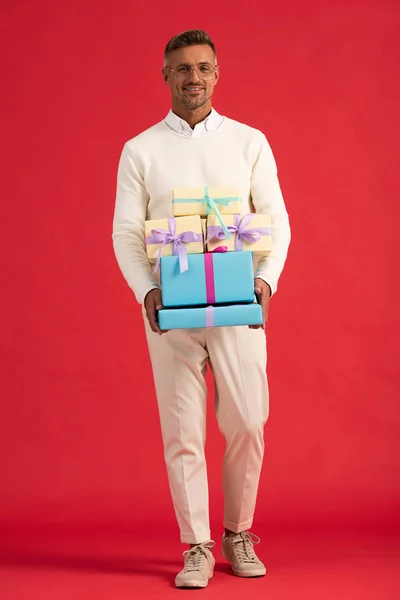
[112, 142, 159, 304]
[251, 134, 291, 295]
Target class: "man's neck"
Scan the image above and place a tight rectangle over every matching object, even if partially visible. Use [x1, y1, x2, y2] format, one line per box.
[171, 104, 212, 130]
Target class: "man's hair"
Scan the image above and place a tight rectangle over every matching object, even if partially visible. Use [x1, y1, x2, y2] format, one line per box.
[164, 29, 216, 65]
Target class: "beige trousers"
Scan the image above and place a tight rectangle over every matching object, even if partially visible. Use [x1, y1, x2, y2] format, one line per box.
[144, 317, 269, 544]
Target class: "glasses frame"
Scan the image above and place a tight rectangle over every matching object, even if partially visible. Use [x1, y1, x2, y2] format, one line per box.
[165, 63, 219, 81]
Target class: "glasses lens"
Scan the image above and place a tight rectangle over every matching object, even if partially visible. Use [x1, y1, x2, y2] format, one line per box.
[173, 65, 216, 80]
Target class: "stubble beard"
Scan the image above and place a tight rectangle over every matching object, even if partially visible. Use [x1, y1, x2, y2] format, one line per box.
[181, 90, 208, 110]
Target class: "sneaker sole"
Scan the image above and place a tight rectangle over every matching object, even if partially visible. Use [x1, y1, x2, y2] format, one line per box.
[175, 571, 214, 588]
[222, 550, 266, 578]
[231, 567, 266, 578]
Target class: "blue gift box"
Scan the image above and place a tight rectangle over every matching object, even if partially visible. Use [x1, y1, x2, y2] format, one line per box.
[160, 251, 255, 308]
[158, 303, 263, 330]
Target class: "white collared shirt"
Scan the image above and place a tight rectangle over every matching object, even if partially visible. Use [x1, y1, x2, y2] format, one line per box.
[164, 108, 224, 138]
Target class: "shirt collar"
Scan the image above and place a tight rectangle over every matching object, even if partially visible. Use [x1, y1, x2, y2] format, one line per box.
[164, 108, 223, 137]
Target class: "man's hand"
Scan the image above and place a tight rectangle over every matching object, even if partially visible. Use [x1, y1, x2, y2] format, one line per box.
[250, 278, 271, 330]
[144, 288, 165, 335]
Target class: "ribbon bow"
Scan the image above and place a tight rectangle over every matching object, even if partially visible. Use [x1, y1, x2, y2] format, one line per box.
[147, 218, 202, 273]
[206, 214, 272, 250]
[201, 187, 231, 239]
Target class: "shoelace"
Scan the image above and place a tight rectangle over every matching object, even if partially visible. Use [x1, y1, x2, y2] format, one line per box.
[232, 531, 261, 563]
[182, 541, 215, 573]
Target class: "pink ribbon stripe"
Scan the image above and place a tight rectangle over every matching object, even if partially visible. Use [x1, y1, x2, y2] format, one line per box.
[204, 253, 216, 305]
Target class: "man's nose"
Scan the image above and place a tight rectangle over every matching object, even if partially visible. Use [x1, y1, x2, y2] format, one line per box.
[187, 66, 202, 83]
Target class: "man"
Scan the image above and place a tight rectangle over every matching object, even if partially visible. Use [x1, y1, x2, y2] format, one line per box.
[112, 29, 290, 588]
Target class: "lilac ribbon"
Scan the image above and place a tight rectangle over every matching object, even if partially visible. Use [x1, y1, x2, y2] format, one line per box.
[205, 306, 214, 328]
[206, 214, 272, 251]
[146, 218, 202, 273]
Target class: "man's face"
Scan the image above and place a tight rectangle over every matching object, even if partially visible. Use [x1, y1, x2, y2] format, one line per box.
[163, 44, 219, 111]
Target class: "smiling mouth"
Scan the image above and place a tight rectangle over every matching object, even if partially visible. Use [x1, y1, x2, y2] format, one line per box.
[183, 86, 204, 92]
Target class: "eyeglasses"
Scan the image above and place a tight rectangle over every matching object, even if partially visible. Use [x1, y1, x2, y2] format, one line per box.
[166, 63, 218, 81]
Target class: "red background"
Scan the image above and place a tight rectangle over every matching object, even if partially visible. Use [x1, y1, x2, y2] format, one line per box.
[1, 0, 399, 598]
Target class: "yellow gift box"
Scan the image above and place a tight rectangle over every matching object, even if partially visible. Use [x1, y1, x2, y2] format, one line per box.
[145, 215, 204, 271]
[206, 214, 272, 256]
[172, 186, 242, 217]
[201, 218, 207, 247]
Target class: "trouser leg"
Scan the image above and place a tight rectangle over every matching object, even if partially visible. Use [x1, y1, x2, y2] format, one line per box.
[206, 325, 269, 532]
[144, 319, 211, 544]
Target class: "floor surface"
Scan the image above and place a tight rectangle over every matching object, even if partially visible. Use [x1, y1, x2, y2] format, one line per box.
[0, 528, 398, 599]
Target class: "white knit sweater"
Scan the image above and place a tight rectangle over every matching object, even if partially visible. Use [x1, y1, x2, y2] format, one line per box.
[112, 116, 291, 304]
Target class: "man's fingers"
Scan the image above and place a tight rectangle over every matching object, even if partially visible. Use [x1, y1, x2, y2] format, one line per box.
[152, 290, 163, 311]
[262, 297, 269, 329]
[144, 289, 164, 335]
[147, 311, 162, 335]
[146, 301, 162, 335]
[253, 285, 269, 330]
[252, 288, 265, 329]
[154, 289, 163, 306]
[154, 291, 164, 333]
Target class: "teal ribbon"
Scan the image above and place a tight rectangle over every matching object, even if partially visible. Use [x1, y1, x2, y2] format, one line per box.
[173, 186, 233, 239]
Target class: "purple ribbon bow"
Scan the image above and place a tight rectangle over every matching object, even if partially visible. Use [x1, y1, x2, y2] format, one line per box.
[206, 214, 272, 251]
[146, 218, 202, 273]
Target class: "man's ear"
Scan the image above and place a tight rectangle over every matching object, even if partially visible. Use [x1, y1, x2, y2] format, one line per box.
[162, 67, 171, 86]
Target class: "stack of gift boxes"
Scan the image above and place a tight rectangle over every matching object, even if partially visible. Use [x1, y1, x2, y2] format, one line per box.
[144, 186, 272, 330]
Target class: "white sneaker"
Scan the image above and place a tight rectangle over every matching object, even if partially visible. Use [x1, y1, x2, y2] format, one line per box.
[222, 531, 266, 577]
[175, 541, 216, 588]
